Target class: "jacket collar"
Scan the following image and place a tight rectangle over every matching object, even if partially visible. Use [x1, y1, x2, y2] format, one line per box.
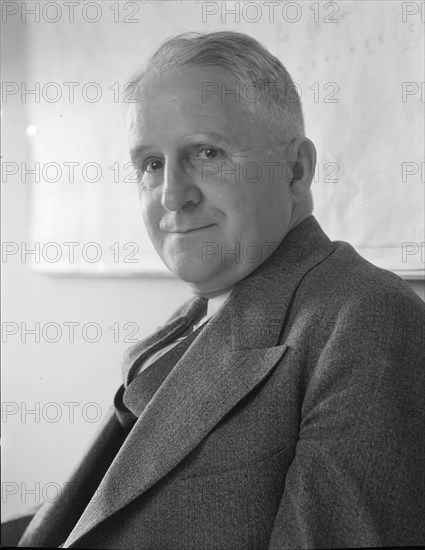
[227, 215, 335, 350]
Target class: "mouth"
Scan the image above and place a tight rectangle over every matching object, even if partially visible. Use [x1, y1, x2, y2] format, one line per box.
[166, 224, 216, 234]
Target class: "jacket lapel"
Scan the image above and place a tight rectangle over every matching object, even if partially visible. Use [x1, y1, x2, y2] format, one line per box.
[64, 216, 335, 547]
[65, 324, 288, 546]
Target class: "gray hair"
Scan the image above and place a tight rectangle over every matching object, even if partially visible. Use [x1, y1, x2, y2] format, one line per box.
[127, 31, 305, 148]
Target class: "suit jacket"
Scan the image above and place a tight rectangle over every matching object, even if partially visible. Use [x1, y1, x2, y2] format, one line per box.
[17, 216, 425, 549]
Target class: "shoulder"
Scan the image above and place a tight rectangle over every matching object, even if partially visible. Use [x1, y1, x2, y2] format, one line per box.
[300, 239, 424, 323]
[282, 241, 425, 422]
[283, 239, 424, 366]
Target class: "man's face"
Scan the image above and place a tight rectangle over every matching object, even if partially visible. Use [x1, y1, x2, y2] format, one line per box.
[129, 67, 297, 297]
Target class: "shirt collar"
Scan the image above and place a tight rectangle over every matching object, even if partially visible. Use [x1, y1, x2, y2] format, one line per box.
[193, 289, 233, 330]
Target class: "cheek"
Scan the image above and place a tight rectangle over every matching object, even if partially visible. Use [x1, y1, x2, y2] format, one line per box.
[225, 187, 288, 241]
[140, 195, 161, 239]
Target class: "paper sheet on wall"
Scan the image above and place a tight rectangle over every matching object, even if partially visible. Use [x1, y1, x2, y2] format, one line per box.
[25, 0, 424, 277]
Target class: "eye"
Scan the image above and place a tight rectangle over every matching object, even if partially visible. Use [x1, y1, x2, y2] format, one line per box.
[142, 159, 163, 173]
[195, 147, 221, 160]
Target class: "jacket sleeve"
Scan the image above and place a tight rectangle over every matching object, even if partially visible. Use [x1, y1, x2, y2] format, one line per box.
[268, 283, 425, 549]
[1, 515, 36, 547]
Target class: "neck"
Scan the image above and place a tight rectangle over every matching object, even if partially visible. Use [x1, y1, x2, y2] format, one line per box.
[190, 285, 234, 300]
[289, 199, 313, 232]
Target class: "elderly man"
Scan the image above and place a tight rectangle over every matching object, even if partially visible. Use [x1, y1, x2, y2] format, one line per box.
[12, 31, 425, 549]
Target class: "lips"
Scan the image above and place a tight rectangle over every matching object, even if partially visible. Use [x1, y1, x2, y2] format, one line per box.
[165, 224, 216, 234]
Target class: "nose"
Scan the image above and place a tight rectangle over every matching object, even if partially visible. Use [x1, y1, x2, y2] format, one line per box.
[161, 160, 202, 213]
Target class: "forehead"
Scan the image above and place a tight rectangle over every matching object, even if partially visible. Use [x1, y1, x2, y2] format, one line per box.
[128, 67, 256, 145]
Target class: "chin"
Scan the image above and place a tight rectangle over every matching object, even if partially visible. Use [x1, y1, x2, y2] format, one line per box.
[165, 257, 224, 285]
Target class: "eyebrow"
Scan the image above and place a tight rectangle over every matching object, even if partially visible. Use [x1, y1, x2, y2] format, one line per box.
[129, 131, 233, 163]
[184, 132, 233, 147]
[129, 145, 149, 164]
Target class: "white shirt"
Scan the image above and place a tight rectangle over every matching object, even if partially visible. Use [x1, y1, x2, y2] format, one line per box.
[193, 289, 232, 331]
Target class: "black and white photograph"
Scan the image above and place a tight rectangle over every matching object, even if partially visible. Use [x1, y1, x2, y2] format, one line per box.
[2, 0, 424, 548]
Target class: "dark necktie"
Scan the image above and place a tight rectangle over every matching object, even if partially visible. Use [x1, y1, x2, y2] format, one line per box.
[114, 296, 208, 430]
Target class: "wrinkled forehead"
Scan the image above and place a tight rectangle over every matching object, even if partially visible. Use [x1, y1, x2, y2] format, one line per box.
[127, 66, 252, 126]
[126, 67, 260, 152]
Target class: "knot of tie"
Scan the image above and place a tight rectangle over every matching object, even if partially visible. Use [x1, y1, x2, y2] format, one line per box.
[180, 295, 208, 331]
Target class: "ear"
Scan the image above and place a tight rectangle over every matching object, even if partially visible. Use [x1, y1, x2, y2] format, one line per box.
[286, 138, 317, 204]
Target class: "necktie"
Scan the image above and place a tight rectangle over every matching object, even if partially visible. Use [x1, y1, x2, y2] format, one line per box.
[114, 296, 208, 429]
[123, 296, 208, 385]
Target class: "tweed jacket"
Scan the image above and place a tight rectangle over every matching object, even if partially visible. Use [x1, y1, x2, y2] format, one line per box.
[16, 216, 425, 549]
